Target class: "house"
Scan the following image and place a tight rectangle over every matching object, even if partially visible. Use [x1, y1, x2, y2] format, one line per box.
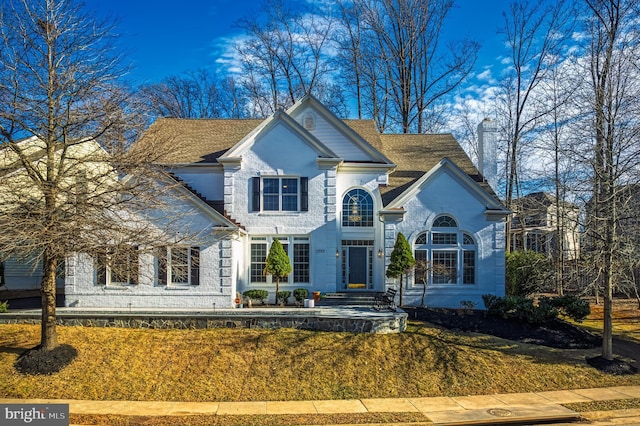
[510, 192, 580, 261]
[7, 96, 509, 309]
[0, 137, 108, 299]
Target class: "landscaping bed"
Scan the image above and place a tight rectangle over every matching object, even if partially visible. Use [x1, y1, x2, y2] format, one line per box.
[405, 307, 601, 349]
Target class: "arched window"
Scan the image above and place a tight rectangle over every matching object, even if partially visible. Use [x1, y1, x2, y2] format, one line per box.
[413, 215, 476, 285]
[342, 189, 373, 227]
[433, 215, 457, 227]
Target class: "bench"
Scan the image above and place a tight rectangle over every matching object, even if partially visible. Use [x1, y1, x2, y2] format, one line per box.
[374, 288, 397, 311]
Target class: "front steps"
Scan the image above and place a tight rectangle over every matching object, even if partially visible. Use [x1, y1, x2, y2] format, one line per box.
[317, 292, 382, 306]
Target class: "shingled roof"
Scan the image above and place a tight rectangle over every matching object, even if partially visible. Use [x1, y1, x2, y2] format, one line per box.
[375, 133, 490, 205]
[138, 118, 263, 164]
[137, 117, 494, 205]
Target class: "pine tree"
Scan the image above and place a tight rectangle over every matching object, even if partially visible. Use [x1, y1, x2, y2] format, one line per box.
[264, 240, 292, 304]
[385, 232, 415, 306]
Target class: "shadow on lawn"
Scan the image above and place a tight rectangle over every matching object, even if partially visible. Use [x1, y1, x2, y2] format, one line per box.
[0, 345, 29, 355]
[406, 307, 639, 375]
[405, 307, 600, 349]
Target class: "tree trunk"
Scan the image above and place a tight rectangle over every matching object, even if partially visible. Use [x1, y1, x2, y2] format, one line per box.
[40, 252, 58, 351]
[601, 200, 615, 360]
[602, 270, 613, 360]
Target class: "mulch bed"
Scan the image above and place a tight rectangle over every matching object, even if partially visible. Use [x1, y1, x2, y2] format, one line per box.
[15, 344, 78, 375]
[586, 356, 638, 375]
[407, 307, 638, 375]
[405, 307, 601, 349]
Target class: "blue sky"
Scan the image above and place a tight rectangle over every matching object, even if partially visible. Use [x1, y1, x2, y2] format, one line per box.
[86, 0, 507, 87]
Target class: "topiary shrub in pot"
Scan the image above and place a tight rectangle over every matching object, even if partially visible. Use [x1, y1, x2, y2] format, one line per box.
[276, 291, 291, 306]
[243, 289, 269, 305]
[293, 288, 309, 306]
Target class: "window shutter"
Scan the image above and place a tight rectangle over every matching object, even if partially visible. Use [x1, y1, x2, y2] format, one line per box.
[190, 247, 200, 286]
[300, 177, 308, 212]
[252, 177, 261, 212]
[131, 246, 139, 285]
[96, 253, 106, 286]
[157, 247, 167, 286]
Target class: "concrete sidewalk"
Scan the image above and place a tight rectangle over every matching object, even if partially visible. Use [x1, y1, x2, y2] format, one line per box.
[2, 385, 640, 425]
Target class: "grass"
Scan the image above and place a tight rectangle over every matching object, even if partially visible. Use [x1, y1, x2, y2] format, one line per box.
[1, 316, 639, 403]
[573, 299, 640, 344]
[69, 413, 431, 426]
[565, 398, 640, 412]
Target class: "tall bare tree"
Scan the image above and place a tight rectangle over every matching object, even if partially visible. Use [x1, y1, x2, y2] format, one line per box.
[236, 0, 337, 115]
[580, 0, 640, 361]
[349, 0, 479, 133]
[0, 0, 185, 357]
[334, 0, 366, 119]
[497, 0, 574, 253]
[140, 69, 246, 119]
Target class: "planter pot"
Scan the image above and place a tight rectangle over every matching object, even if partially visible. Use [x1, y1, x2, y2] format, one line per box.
[304, 299, 315, 308]
[312, 291, 321, 303]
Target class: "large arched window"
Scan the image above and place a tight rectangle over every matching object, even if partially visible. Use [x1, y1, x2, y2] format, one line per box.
[342, 189, 374, 227]
[413, 215, 476, 285]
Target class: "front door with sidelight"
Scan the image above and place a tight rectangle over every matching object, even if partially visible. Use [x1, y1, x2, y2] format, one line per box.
[341, 241, 373, 290]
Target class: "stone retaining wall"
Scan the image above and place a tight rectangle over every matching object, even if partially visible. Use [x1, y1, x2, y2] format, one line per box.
[0, 310, 407, 334]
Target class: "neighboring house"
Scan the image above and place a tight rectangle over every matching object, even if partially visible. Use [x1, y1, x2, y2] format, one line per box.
[510, 192, 580, 261]
[583, 184, 640, 291]
[0, 256, 65, 294]
[9, 96, 509, 309]
[0, 136, 104, 296]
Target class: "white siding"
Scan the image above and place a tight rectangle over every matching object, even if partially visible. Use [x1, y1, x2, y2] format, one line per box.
[171, 166, 224, 201]
[290, 106, 373, 161]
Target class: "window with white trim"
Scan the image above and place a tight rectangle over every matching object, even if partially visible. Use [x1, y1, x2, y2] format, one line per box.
[413, 215, 476, 286]
[96, 246, 139, 286]
[252, 177, 308, 212]
[342, 188, 374, 227]
[249, 236, 310, 284]
[157, 246, 200, 286]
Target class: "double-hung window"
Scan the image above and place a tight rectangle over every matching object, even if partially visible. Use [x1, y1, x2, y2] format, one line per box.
[252, 177, 308, 212]
[249, 236, 310, 284]
[158, 246, 200, 286]
[96, 246, 139, 286]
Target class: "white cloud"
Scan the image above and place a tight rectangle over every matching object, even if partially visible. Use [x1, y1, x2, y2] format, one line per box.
[476, 68, 493, 82]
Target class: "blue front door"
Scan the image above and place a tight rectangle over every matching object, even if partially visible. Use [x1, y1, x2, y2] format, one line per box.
[348, 247, 367, 289]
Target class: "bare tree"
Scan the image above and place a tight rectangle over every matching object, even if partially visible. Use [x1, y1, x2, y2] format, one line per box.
[414, 258, 450, 307]
[578, 0, 640, 360]
[353, 0, 479, 133]
[334, 0, 367, 119]
[236, 0, 335, 115]
[533, 59, 583, 295]
[139, 69, 246, 119]
[497, 0, 574, 253]
[0, 0, 188, 358]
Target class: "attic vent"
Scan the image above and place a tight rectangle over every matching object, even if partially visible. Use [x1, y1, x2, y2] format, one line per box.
[303, 114, 315, 130]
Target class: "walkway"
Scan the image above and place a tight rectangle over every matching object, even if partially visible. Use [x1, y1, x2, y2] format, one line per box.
[2, 385, 640, 425]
